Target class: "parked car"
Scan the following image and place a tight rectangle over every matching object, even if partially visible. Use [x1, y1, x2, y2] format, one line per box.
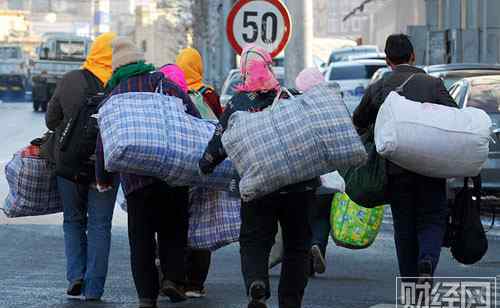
[324, 60, 387, 113]
[328, 45, 380, 65]
[448, 74, 500, 196]
[424, 63, 500, 89]
[347, 52, 386, 62]
[369, 67, 392, 85]
[220, 67, 285, 107]
[0, 45, 28, 101]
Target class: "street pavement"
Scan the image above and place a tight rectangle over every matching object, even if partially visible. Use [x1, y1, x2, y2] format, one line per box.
[0, 103, 499, 308]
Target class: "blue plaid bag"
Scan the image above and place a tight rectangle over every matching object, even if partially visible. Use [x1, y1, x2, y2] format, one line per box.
[222, 84, 367, 202]
[115, 186, 240, 251]
[188, 187, 241, 251]
[98, 92, 235, 191]
[3, 152, 61, 217]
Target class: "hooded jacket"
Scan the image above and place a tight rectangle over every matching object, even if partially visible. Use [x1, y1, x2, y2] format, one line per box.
[198, 46, 319, 193]
[83, 32, 116, 85]
[199, 46, 280, 174]
[176, 48, 222, 117]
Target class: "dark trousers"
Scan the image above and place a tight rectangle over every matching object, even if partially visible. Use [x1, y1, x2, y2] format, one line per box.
[309, 194, 333, 257]
[240, 191, 313, 308]
[388, 172, 448, 279]
[126, 181, 189, 300]
[186, 249, 211, 289]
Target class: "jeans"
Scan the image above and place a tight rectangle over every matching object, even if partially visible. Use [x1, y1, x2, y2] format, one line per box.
[186, 249, 211, 290]
[240, 191, 313, 308]
[126, 181, 189, 300]
[388, 172, 448, 279]
[309, 194, 333, 256]
[57, 177, 117, 299]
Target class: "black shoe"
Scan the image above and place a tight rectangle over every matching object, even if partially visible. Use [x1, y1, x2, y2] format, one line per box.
[311, 245, 326, 274]
[66, 279, 83, 297]
[248, 281, 268, 308]
[308, 258, 316, 278]
[417, 257, 434, 306]
[160, 280, 187, 303]
[138, 298, 157, 308]
[417, 257, 433, 284]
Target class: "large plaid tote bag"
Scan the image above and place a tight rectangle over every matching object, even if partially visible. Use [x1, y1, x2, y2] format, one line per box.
[188, 187, 241, 251]
[3, 146, 61, 217]
[222, 83, 367, 202]
[98, 92, 235, 191]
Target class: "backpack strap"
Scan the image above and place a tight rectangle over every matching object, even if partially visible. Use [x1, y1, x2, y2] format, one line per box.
[81, 69, 104, 95]
[395, 73, 416, 94]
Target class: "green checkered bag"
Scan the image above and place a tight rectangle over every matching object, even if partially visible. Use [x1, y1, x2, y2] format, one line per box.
[330, 192, 384, 249]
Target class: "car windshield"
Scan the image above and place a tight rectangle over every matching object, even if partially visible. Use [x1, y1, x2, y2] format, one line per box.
[467, 78, 500, 113]
[329, 64, 385, 81]
[56, 41, 86, 59]
[329, 47, 378, 63]
[0, 47, 21, 60]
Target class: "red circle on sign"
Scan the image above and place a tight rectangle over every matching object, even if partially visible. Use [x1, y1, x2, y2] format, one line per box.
[226, 0, 292, 58]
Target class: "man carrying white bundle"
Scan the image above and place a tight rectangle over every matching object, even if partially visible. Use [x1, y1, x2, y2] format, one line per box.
[352, 34, 457, 284]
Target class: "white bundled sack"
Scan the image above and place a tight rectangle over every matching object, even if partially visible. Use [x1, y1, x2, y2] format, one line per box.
[375, 91, 492, 178]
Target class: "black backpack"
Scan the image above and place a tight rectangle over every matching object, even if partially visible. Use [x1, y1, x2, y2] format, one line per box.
[55, 70, 105, 184]
[445, 176, 488, 265]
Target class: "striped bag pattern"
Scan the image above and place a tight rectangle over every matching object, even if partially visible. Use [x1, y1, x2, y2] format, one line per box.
[222, 83, 367, 202]
[3, 151, 61, 217]
[98, 92, 235, 191]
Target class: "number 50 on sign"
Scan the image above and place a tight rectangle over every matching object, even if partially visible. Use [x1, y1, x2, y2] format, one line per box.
[227, 0, 292, 57]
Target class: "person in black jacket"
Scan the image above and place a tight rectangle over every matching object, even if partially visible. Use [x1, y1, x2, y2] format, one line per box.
[353, 34, 457, 283]
[198, 45, 317, 308]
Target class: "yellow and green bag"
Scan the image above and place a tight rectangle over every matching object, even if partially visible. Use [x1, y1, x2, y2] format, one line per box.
[330, 192, 384, 249]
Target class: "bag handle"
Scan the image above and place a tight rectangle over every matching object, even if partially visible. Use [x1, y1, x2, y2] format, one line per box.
[270, 87, 295, 111]
[464, 176, 496, 232]
[155, 79, 164, 94]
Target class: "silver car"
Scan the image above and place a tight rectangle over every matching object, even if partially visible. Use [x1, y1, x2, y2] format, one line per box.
[448, 75, 500, 196]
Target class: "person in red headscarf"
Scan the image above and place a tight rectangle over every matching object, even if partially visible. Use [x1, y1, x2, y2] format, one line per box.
[198, 45, 318, 308]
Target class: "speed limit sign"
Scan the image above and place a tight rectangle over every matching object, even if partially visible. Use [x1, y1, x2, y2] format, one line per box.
[226, 0, 292, 57]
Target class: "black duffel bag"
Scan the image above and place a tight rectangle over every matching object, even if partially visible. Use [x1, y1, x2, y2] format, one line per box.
[446, 176, 488, 265]
[55, 70, 106, 184]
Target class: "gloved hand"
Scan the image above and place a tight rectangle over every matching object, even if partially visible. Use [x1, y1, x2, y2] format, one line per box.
[96, 184, 113, 193]
[198, 160, 214, 177]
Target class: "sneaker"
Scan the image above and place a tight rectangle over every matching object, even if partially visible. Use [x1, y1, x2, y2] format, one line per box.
[160, 280, 187, 303]
[311, 245, 326, 274]
[138, 298, 157, 308]
[185, 287, 207, 298]
[66, 279, 84, 297]
[248, 281, 268, 308]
